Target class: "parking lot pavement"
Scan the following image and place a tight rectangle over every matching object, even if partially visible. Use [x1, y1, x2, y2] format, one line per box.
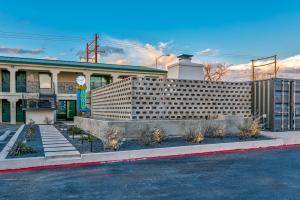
[1, 147, 300, 200]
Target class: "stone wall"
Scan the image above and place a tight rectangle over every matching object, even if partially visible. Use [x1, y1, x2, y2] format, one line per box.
[91, 77, 252, 120]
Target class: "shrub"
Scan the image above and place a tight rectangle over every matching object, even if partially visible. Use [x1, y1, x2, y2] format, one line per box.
[43, 117, 53, 124]
[68, 126, 82, 135]
[86, 134, 95, 152]
[139, 125, 166, 145]
[28, 119, 35, 126]
[9, 141, 34, 156]
[203, 121, 225, 139]
[184, 122, 204, 144]
[237, 117, 261, 139]
[102, 127, 124, 151]
[25, 126, 35, 141]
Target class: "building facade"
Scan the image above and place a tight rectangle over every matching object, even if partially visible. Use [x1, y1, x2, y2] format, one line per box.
[0, 56, 167, 124]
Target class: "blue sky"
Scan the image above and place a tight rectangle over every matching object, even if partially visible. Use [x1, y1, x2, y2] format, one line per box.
[0, 0, 300, 68]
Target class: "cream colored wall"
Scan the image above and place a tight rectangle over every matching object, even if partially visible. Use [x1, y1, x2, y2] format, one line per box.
[58, 72, 81, 82]
[26, 110, 55, 124]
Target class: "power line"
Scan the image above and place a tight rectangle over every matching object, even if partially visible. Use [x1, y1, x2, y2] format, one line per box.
[0, 30, 266, 60]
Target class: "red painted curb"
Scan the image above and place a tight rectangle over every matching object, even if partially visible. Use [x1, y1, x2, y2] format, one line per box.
[1, 143, 300, 173]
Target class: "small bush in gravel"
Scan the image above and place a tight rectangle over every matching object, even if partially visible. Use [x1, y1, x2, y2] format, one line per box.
[203, 121, 225, 139]
[86, 134, 95, 152]
[237, 117, 261, 139]
[25, 121, 36, 141]
[68, 126, 82, 139]
[102, 127, 124, 151]
[139, 125, 166, 146]
[9, 141, 35, 156]
[43, 117, 53, 124]
[184, 122, 204, 144]
[25, 127, 35, 141]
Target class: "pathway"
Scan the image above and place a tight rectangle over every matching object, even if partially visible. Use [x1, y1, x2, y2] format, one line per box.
[39, 125, 80, 159]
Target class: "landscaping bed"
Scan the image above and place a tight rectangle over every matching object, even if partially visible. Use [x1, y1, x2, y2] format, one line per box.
[0, 125, 19, 153]
[0, 134, 14, 152]
[55, 123, 271, 154]
[7, 125, 44, 159]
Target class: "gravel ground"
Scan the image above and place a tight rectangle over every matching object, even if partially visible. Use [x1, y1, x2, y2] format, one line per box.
[55, 123, 270, 153]
[6, 125, 44, 158]
[0, 125, 20, 153]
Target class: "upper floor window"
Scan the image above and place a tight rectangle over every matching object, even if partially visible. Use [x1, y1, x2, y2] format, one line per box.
[39, 73, 52, 89]
[90, 75, 112, 90]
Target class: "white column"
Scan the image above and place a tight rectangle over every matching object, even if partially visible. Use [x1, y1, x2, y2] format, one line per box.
[112, 74, 119, 83]
[9, 99, 17, 124]
[9, 67, 17, 93]
[83, 72, 91, 92]
[51, 70, 59, 94]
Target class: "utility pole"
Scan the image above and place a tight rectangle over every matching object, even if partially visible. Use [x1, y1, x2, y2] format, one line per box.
[85, 33, 99, 63]
[251, 55, 277, 81]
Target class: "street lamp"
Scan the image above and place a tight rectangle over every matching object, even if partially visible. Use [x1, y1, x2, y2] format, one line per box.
[155, 54, 171, 69]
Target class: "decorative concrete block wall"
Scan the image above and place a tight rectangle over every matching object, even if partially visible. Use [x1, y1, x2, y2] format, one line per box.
[91, 78, 133, 119]
[91, 77, 252, 120]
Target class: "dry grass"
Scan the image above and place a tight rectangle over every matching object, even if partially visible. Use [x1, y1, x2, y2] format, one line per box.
[183, 122, 204, 144]
[139, 124, 166, 145]
[203, 121, 225, 139]
[102, 127, 124, 151]
[237, 116, 261, 139]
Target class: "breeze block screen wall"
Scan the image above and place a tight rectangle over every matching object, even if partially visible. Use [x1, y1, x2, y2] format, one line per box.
[91, 77, 252, 120]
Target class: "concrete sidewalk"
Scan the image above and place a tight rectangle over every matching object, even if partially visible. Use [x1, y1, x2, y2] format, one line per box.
[1, 131, 300, 172]
[39, 125, 80, 159]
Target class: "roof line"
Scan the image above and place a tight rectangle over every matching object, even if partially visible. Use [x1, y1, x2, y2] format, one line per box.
[0, 56, 168, 74]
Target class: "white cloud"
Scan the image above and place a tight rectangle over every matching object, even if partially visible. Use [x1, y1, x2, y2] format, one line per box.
[42, 56, 58, 60]
[197, 48, 219, 56]
[225, 54, 300, 81]
[97, 36, 177, 69]
[0, 47, 44, 55]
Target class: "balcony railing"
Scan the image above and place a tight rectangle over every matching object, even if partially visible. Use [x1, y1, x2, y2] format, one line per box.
[22, 81, 39, 93]
[23, 99, 56, 110]
[58, 82, 77, 94]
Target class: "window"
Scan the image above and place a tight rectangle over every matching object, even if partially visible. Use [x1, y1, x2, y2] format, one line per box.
[39, 73, 52, 89]
[90, 75, 112, 90]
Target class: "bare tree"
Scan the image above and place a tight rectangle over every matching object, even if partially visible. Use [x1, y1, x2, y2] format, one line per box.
[204, 63, 228, 81]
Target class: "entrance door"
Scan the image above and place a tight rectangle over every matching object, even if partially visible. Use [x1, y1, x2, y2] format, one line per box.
[2, 100, 10, 122]
[16, 100, 25, 122]
[67, 100, 76, 120]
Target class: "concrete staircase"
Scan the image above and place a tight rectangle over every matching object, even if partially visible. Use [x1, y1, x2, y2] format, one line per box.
[39, 125, 80, 159]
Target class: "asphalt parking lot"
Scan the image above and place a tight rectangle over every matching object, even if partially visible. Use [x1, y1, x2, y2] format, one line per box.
[1, 147, 300, 200]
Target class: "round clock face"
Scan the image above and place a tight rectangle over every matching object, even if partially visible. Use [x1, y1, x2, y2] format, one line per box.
[76, 75, 86, 86]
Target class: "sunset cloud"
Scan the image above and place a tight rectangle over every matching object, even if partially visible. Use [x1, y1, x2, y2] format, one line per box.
[96, 36, 177, 69]
[225, 54, 300, 81]
[197, 48, 219, 56]
[0, 47, 44, 55]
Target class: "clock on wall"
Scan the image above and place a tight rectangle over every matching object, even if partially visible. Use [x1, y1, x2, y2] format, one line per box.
[76, 75, 86, 86]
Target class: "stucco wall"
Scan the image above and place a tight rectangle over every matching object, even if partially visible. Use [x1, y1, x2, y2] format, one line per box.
[75, 115, 243, 139]
[26, 110, 55, 124]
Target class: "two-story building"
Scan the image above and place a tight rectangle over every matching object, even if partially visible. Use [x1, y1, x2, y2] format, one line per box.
[0, 56, 167, 124]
